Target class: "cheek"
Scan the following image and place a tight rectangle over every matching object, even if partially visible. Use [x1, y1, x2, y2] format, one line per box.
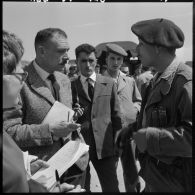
[90, 63, 96, 69]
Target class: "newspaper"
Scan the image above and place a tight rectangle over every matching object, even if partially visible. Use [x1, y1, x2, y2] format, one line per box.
[31, 140, 89, 191]
[42, 101, 75, 124]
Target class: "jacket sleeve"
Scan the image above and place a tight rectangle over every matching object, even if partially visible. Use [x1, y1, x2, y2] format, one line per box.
[3, 104, 53, 148]
[146, 81, 192, 157]
[111, 82, 123, 133]
[132, 78, 142, 112]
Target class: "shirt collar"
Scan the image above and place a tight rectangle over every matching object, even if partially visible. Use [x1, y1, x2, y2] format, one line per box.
[80, 72, 96, 84]
[160, 57, 179, 80]
[152, 57, 179, 87]
[33, 60, 50, 82]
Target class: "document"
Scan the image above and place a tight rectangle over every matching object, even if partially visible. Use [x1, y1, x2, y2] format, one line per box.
[31, 140, 89, 191]
[42, 101, 75, 124]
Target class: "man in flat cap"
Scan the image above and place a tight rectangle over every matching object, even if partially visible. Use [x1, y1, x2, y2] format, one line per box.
[103, 43, 142, 192]
[117, 18, 192, 192]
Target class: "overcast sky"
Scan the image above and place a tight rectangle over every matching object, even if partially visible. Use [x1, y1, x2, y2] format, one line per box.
[3, 2, 193, 61]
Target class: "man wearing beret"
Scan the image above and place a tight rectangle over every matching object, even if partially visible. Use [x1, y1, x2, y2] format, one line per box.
[103, 43, 142, 192]
[117, 18, 192, 192]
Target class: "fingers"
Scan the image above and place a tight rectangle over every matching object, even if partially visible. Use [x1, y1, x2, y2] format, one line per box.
[52, 183, 75, 192]
[67, 185, 86, 193]
[35, 160, 50, 168]
[60, 183, 75, 192]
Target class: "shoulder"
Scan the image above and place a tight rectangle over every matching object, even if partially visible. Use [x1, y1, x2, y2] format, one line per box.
[55, 71, 70, 83]
[176, 62, 192, 81]
[97, 74, 115, 84]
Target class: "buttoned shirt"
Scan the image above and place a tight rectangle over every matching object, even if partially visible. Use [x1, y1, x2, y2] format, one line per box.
[80, 72, 96, 90]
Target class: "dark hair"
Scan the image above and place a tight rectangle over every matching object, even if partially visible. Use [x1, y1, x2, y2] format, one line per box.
[75, 43, 96, 59]
[34, 28, 67, 51]
[3, 30, 24, 74]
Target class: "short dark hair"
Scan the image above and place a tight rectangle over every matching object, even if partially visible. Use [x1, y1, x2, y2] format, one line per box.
[3, 30, 24, 74]
[34, 28, 67, 51]
[75, 44, 96, 59]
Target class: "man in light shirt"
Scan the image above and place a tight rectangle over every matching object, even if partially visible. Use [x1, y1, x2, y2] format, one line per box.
[71, 43, 122, 192]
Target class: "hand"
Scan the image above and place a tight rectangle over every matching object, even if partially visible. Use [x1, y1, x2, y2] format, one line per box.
[49, 121, 81, 138]
[51, 183, 85, 193]
[133, 128, 147, 153]
[30, 159, 50, 175]
[51, 183, 75, 192]
[67, 185, 85, 193]
[73, 103, 84, 121]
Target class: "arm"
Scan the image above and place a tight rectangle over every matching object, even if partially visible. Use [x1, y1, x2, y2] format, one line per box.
[3, 104, 53, 148]
[134, 81, 192, 157]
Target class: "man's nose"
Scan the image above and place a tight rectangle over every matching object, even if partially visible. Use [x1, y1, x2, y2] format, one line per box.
[86, 61, 91, 67]
[62, 55, 69, 63]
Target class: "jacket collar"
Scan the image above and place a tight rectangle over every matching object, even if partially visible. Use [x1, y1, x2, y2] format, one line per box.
[25, 62, 55, 105]
[103, 70, 127, 92]
[145, 57, 180, 110]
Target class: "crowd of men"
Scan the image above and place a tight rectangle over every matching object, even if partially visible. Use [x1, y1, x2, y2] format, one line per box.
[3, 18, 192, 193]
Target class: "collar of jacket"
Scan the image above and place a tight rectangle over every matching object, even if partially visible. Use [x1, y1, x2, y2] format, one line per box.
[151, 57, 180, 96]
[103, 70, 127, 92]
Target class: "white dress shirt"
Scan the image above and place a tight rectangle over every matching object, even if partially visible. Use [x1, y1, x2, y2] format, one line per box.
[80, 72, 96, 91]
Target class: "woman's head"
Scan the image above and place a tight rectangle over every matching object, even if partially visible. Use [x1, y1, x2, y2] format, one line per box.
[3, 30, 27, 109]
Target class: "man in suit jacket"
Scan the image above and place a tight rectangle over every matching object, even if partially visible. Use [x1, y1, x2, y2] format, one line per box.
[71, 44, 122, 192]
[103, 43, 142, 192]
[3, 28, 87, 187]
[2, 29, 85, 193]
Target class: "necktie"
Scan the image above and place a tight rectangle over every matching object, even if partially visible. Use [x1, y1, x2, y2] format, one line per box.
[47, 74, 60, 101]
[86, 78, 94, 100]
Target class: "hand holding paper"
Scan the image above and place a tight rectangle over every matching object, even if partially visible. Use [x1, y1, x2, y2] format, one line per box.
[31, 140, 89, 191]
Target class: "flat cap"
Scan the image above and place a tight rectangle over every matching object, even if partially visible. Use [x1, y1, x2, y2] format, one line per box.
[131, 18, 184, 48]
[106, 43, 127, 56]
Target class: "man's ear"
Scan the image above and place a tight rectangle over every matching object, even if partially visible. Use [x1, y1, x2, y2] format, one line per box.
[37, 45, 46, 57]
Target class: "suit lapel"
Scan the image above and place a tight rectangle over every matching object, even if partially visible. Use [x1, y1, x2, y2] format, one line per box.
[54, 72, 70, 103]
[117, 74, 126, 93]
[25, 62, 55, 105]
[93, 74, 108, 103]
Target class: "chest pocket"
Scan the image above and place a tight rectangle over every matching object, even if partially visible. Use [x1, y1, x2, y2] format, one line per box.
[151, 105, 168, 128]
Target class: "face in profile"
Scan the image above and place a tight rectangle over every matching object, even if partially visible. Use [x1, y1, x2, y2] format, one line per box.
[77, 52, 96, 78]
[43, 33, 70, 73]
[136, 39, 156, 68]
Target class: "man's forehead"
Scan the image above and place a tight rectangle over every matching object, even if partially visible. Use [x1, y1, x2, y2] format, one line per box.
[78, 52, 96, 58]
[48, 34, 70, 49]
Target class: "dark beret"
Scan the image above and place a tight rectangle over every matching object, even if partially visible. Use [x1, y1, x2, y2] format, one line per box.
[106, 43, 127, 57]
[131, 18, 184, 48]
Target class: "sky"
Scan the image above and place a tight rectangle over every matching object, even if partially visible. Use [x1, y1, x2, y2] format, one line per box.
[3, 2, 193, 62]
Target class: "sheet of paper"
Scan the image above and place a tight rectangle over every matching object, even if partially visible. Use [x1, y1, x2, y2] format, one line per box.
[42, 101, 75, 124]
[31, 140, 89, 190]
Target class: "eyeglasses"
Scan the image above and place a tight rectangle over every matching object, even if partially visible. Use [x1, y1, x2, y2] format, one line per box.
[10, 71, 28, 84]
